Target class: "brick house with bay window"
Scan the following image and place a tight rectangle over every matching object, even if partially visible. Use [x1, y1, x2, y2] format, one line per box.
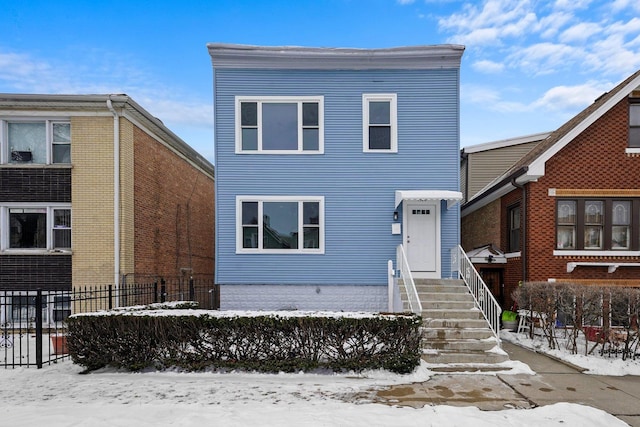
[461, 69, 640, 309]
[0, 94, 215, 325]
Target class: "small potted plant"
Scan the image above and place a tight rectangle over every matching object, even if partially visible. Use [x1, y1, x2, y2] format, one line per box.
[501, 310, 518, 331]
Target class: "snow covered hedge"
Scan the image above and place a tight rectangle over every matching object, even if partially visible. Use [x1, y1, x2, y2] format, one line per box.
[66, 308, 422, 374]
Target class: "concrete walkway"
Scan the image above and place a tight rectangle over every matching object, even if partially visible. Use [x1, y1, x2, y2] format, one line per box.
[369, 342, 640, 427]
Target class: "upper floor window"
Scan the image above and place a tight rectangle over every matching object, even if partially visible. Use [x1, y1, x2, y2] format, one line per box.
[630, 101, 640, 148]
[2, 120, 71, 165]
[363, 94, 397, 153]
[237, 196, 324, 253]
[235, 96, 324, 154]
[507, 204, 520, 253]
[556, 199, 635, 251]
[2, 205, 71, 251]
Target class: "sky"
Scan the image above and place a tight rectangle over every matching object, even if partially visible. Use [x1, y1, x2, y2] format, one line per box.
[2, 0, 640, 164]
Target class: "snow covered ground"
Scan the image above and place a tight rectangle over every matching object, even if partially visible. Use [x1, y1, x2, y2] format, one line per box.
[501, 328, 640, 376]
[0, 351, 629, 426]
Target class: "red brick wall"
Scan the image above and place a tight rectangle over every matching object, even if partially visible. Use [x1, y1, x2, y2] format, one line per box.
[525, 98, 640, 285]
[133, 127, 214, 278]
[461, 198, 501, 251]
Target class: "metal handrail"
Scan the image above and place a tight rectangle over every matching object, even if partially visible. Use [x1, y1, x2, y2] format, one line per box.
[451, 245, 501, 342]
[396, 244, 422, 315]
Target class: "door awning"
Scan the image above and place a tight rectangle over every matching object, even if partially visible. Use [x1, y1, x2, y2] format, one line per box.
[395, 190, 463, 209]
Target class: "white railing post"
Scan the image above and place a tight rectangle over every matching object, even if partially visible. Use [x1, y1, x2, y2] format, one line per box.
[453, 245, 502, 344]
[387, 260, 394, 312]
[396, 244, 422, 315]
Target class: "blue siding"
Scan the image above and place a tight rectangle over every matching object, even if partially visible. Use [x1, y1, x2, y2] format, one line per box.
[215, 69, 460, 285]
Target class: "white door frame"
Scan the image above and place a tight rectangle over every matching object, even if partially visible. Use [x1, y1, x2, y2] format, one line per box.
[403, 200, 441, 279]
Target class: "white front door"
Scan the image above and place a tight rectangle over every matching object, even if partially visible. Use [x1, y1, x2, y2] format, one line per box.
[405, 202, 439, 277]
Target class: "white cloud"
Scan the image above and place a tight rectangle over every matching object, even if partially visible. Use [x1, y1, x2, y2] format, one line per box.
[396, 0, 415, 4]
[611, 0, 640, 13]
[438, 0, 537, 46]
[507, 42, 580, 75]
[536, 12, 574, 39]
[553, 0, 592, 12]
[472, 59, 505, 73]
[531, 81, 610, 111]
[559, 22, 602, 43]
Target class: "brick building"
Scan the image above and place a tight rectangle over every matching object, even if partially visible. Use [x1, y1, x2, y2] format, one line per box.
[461, 70, 640, 309]
[0, 94, 215, 310]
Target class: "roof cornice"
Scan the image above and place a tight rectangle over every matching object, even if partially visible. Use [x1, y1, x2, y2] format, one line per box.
[207, 43, 465, 70]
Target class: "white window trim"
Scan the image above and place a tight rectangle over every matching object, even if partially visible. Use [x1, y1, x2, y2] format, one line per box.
[235, 96, 324, 154]
[236, 196, 325, 254]
[1, 204, 72, 253]
[554, 250, 640, 257]
[362, 93, 398, 153]
[0, 119, 71, 165]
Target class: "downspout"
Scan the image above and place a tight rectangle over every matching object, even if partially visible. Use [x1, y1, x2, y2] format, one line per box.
[107, 97, 121, 306]
[511, 177, 526, 283]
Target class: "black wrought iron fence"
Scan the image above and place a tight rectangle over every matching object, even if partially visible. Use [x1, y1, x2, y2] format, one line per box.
[1, 277, 219, 368]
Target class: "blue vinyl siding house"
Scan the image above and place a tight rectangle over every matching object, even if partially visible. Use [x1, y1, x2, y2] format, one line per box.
[208, 44, 464, 311]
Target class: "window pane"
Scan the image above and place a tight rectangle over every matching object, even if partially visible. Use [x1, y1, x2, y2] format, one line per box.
[584, 226, 603, 249]
[242, 129, 258, 150]
[612, 201, 630, 225]
[54, 209, 71, 227]
[241, 102, 258, 126]
[303, 202, 319, 225]
[302, 103, 318, 126]
[369, 126, 391, 150]
[369, 101, 390, 125]
[8, 122, 46, 163]
[612, 226, 629, 249]
[557, 201, 576, 224]
[242, 202, 258, 225]
[262, 103, 298, 150]
[557, 226, 575, 249]
[243, 227, 258, 248]
[584, 201, 603, 224]
[630, 104, 640, 126]
[630, 127, 640, 148]
[54, 229, 71, 248]
[302, 129, 319, 151]
[53, 144, 71, 163]
[10, 210, 46, 248]
[263, 202, 298, 249]
[52, 123, 71, 143]
[303, 227, 319, 249]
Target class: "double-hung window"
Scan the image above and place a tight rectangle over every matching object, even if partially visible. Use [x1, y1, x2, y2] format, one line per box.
[556, 199, 636, 251]
[2, 120, 71, 164]
[236, 96, 323, 153]
[629, 99, 640, 148]
[2, 205, 71, 251]
[237, 196, 324, 253]
[507, 204, 521, 253]
[363, 94, 397, 152]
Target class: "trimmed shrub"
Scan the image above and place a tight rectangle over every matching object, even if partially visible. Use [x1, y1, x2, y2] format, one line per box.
[67, 310, 422, 374]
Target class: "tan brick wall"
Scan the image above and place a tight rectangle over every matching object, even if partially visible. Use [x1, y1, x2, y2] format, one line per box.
[71, 116, 115, 287]
[133, 127, 214, 278]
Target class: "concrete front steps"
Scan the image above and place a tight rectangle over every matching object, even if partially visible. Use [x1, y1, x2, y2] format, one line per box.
[401, 279, 508, 367]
